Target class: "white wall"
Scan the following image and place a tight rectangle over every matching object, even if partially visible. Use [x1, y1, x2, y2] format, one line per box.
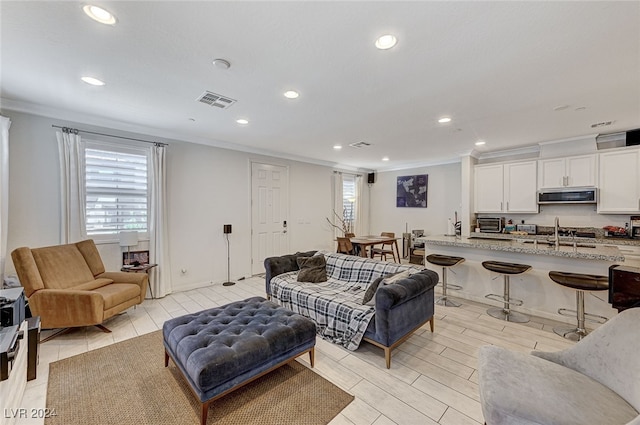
[369, 162, 462, 240]
[2, 110, 337, 293]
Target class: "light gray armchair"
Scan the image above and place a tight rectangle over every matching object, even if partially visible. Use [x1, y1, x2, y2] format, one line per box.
[478, 308, 640, 425]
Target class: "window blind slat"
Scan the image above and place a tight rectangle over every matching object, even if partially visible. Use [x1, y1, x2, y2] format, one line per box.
[85, 147, 148, 235]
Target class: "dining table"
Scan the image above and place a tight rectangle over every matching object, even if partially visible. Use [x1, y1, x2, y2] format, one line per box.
[348, 235, 402, 261]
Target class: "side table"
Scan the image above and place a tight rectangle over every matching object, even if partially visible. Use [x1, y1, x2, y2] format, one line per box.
[121, 263, 158, 299]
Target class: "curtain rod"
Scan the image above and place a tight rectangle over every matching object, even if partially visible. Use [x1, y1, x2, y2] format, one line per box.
[52, 125, 168, 147]
[333, 170, 363, 177]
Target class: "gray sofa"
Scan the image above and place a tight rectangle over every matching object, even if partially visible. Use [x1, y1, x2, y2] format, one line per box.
[478, 307, 640, 425]
[264, 251, 438, 368]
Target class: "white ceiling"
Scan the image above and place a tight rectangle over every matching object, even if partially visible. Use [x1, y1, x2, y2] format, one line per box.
[2, 1, 639, 171]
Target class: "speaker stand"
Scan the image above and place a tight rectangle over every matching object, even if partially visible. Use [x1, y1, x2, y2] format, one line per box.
[223, 232, 235, 286]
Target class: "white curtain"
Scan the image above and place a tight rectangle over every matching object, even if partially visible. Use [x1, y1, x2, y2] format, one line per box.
[0, 116, 11, 285]
[56, 129, 85, 244]
[149, 144, 172, 297]
[332, 172, 344, 239]
[354, 174, 367, 236]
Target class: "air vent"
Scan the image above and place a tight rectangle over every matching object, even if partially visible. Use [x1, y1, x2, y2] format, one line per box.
[349, 141, 372, 148]
[591, 120, 614, 129]
[197, 91, 237, 109]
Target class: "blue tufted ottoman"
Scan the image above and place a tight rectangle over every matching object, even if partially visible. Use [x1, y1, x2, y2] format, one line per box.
[162, 296, 316, 425]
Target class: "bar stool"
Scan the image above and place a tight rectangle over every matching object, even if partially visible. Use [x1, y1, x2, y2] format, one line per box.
[426, 254, 465, 307]
[483, 261, 531, 323]
[548, 271, 609, 341]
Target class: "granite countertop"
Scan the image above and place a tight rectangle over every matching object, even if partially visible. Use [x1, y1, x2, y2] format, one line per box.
[417, 234, 625, 261]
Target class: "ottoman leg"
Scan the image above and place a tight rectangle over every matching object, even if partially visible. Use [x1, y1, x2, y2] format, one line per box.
[201, 401, 211, 425]
[164, 350, 169, 367]
[309, 347, 315, 367]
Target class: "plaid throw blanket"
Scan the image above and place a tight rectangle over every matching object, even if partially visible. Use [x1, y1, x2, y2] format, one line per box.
[270, 253, 420, 350]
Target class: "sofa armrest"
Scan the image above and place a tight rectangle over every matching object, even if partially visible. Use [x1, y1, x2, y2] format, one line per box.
[28, 289, 104, 328]
[371, 270, 438, 346]
[264, 251, 316, 297]
[375, 270, 438, 310]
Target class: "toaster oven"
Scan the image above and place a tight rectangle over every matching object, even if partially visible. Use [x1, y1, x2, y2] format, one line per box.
[477, 217, 504, 233]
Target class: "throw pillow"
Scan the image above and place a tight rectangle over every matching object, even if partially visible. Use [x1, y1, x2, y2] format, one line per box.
[382, 269, 411, 285]
[362, 276, 384, 306]
[296, 255, 327, 283]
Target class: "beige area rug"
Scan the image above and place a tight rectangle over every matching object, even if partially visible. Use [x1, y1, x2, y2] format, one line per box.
[46, 331, 354, 425]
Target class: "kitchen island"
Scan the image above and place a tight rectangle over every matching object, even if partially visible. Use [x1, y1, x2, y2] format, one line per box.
[417, 235, 624, 324]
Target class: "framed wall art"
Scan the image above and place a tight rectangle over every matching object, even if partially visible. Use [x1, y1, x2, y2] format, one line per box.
[397, 174, 428, 208]
[123, 250, 149, 266]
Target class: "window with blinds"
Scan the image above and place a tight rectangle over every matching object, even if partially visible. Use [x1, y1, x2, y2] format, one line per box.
[85, 146, 149, 236]
[342, 174, 356, 224]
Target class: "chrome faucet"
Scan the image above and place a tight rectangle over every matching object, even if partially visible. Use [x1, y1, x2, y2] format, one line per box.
[554, 216, 560, 248]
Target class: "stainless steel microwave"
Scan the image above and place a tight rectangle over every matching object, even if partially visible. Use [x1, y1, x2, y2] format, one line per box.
[477, 217, 504, 233]
[537, 187, 597, 204]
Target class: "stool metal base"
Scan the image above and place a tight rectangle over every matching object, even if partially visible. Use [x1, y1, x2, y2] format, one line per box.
[487, 307, 530, 323]
[553, 326, 587, 341]
[434, 266, 463, 307]
[436, 296, 461, 307]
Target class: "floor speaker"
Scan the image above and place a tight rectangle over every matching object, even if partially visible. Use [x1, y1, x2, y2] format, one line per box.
[223, 224, 235, 286]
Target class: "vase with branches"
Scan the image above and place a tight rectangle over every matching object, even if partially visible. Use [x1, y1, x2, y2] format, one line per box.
[326, 208, 353, 236]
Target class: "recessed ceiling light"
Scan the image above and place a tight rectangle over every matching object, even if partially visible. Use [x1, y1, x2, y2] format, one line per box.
[236, 118, 249, 125]
[333, 145, 342, 150]
[188, 118, 196, 122]
[284, 90, 299, 99]
[375, 34, 397, 50]
[82, 5, 116, 25]
[212, 59, 231, 70]
[81, 76, 105, 86]
[382, 156, 390, 161]
[575, 106, 587, 111]
[475, 140, 486, 146]
[553, 105, 570, 111]
[438, 117, 452, 124]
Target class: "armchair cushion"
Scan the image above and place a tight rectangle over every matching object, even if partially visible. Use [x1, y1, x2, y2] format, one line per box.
[31, 244, 95, 289]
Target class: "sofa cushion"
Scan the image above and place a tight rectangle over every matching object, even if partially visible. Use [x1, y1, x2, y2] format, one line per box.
[32, 244, 95, 289]
[297, 255, 327, 283]
[478, 345, 638, 425]
[382, 270, 411, 285]
[362, 276, 384, 305]
[73, 278, 114, 291]
[93, 283, 143, 309]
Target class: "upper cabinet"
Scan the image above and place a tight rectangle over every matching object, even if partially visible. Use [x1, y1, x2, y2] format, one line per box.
[537, 154, 597, 189]
[475, 161, 538, 213]
[598, 149, 640, 213]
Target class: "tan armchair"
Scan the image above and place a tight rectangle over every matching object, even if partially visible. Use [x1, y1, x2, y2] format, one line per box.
[11, 239, 148, 335]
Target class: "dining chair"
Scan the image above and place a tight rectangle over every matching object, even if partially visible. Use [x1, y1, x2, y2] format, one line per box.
[336, 237, 355, 255]
[344, 233, 364, 256]
[371, 232, 398, 262]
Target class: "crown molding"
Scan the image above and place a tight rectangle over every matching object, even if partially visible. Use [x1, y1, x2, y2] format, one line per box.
[1, 97, 360, 171]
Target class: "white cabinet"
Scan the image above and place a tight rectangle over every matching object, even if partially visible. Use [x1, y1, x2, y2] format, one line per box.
[538, 154, 597, 188]
[475, 161, 538, 213]
[598, 149, 640, 213]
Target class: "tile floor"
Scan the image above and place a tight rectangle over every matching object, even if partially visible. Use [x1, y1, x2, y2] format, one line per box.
[15, 276, 576, 425]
